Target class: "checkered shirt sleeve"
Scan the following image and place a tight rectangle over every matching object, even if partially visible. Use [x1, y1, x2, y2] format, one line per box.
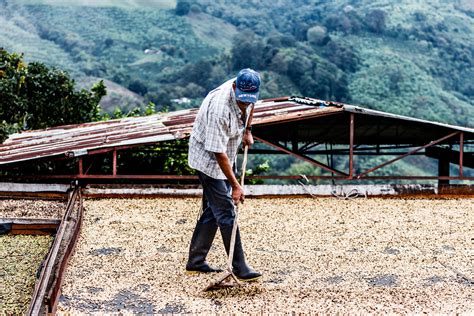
[204, 115, 229, 153]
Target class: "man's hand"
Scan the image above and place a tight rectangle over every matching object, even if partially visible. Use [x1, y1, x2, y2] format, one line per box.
[214, 152, 244, 205]
[232, 183, 245, 205]
[242, 129, 254, 148]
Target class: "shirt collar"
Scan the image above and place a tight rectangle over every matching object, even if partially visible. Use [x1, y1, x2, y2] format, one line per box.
[229, 80, 241, 118]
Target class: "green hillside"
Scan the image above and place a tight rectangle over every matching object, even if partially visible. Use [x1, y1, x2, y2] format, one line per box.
[1, 0, 472, 128]
[16, 0, 176, 9]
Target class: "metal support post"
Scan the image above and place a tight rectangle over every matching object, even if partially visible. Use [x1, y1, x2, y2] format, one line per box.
[112, 149, 117, 176]
[78, 158, 83, 176]
[349, 113, 354, 179]
[459, 132, 464, 177]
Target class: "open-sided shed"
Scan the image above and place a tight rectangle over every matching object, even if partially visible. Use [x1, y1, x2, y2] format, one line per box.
[0, 96, 473, 184]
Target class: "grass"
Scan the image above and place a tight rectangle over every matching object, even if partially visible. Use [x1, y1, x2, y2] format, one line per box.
[1, 3, 214, 69]
[186, 12, 238, 52]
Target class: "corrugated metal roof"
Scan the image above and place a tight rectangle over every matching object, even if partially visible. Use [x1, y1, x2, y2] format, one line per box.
[0, 97, 472, 165]
[342, 105, 474, 134]
[0, 109, 194, 165]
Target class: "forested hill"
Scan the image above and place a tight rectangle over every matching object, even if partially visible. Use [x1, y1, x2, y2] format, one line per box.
[1, 0, 473, 126]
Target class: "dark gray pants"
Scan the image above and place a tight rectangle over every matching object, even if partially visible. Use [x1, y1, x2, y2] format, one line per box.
[197, 171, 236, 228]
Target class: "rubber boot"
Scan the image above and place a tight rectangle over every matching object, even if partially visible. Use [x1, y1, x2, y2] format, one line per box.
[186, 221, 223, 274]
[220, 225, 262, 281]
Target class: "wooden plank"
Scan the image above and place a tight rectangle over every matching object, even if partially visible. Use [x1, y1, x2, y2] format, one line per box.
[11, 224, 58, 230]
[0, 191, 67, 200]
[0, 218, 60, 225]
[27, 187, 79, 315]
[0, 218, 60, 235]
[47, 193, 84, 314]
[10, 229, 54, 235]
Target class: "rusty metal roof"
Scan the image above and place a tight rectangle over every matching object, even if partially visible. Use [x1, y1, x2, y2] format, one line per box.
[0, 108, 196, 165]
[0, 96, 473, 165]
[254, 98, 474, 146]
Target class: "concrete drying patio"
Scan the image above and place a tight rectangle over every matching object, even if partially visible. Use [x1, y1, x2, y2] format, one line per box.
[57, 197, 473, 313]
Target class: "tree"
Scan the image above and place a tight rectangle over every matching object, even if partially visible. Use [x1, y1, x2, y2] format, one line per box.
[365, 9, 387, 34]
[175, 0, 191, 16]
[307, 25, 330, 46]
[104, 38, 114, 48]
[287, 55, 312, 84]
[0, 48, 106, 142]
[231, 30, 265, 70]
[179, 59, 214, 91]
[324, 42, 359, 73]
[128, 80, 148, 95]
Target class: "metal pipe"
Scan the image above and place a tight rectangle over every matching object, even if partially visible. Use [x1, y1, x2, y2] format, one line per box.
[76, 174, 198, 179]
[78, 158, 83, 175]
[249, 175, 474, 180]
[349, 113, 354, 179]
[460, 132, 464, 176]
[254, 135, 348, 176]
[357, 131, 460, 179]
[113, 149, 117, 176]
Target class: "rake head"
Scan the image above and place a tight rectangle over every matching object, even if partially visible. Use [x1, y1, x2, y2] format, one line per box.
[203, 270, 242, 291]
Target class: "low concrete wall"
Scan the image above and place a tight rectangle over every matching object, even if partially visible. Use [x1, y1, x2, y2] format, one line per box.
[0, 183, 69, 193]
[83, 184, 473, 198]
[0, 183, 472, 198]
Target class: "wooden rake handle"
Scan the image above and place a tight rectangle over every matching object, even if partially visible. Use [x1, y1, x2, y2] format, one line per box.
[240, 145, 249, 187]
[227, 145, 249, 272]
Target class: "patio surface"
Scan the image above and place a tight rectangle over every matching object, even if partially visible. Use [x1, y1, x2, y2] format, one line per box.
[57, 197, 473, 314]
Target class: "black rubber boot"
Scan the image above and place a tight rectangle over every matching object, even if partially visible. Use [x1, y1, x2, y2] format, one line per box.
[220, 225, 262, 281]
[186, 221, 223, 274]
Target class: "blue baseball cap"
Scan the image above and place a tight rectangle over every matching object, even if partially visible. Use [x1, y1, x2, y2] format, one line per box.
[235, 68, 260, 103]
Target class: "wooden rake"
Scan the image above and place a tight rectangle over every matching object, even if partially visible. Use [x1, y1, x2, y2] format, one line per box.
[203, 145, 249, 291]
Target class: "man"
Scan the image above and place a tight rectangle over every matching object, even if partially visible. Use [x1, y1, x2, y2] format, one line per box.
[186, 68, 262, 281]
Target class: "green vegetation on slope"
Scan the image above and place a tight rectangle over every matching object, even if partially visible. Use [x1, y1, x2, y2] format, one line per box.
[0, 0, 472, 180]
[1, 0, 472, 126]
[16, 0, 176, 9]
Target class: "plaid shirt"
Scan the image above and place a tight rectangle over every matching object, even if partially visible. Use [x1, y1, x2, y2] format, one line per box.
[188, 79, 251, 180]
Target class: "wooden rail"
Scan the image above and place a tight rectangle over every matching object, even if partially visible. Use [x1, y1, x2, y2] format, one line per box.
[27, 185, 83, 315]
[0, 218, 60, 235]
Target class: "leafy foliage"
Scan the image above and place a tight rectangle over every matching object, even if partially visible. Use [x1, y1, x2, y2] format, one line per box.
[0, 48, 106, 142]
[245, 160, 270, 185]
[175, 0, 190, 16]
